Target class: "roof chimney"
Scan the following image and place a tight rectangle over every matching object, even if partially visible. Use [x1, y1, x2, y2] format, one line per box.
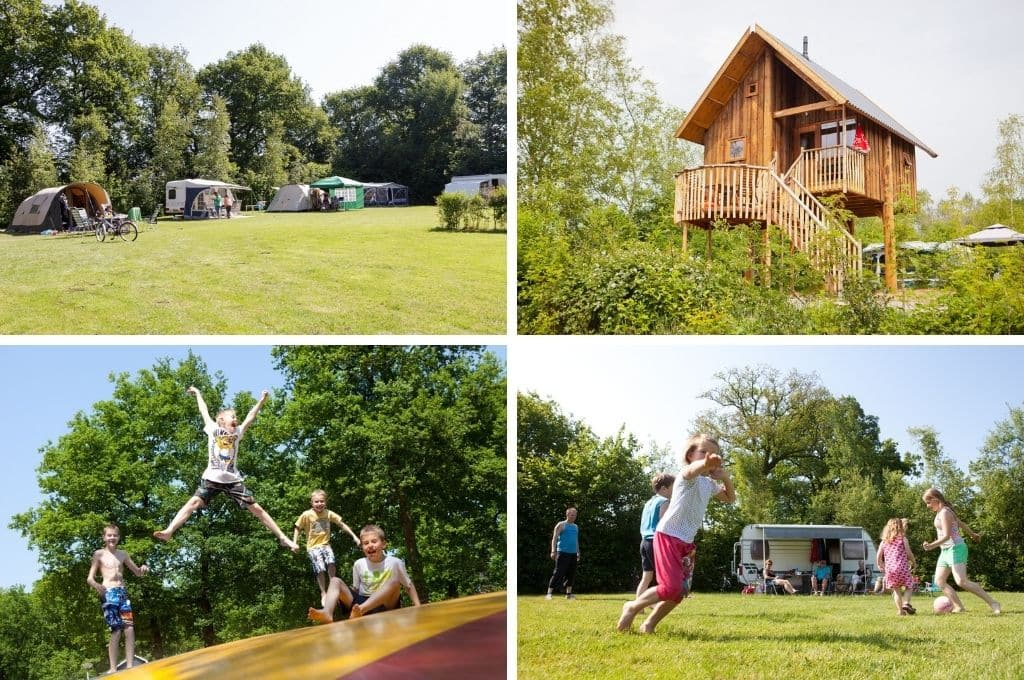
[802, 36, 808, 59]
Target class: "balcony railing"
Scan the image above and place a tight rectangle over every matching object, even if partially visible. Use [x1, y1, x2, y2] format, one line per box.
[786, 145, 866, 195]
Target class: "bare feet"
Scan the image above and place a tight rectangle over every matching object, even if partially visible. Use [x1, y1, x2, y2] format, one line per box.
[307, 607, 332, 624]
[153, 530, 171, 542]
[991, 601, 1001, 615]
[638, 621, 657, 634]
[350, 604, 364, 619]
[616, 601, 637, 632]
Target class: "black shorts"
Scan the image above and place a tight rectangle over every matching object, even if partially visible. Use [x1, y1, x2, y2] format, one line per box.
[353, 591, 398, 616]
[194, 478, 254, 508]
[640, 537, 656, 572]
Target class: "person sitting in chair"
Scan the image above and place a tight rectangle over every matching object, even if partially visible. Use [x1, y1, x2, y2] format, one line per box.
[811, 560, 832, 595]
[763, 560, 797, 594]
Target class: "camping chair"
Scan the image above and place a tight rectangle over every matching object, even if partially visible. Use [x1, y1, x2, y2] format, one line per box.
[69, 207, 94, 235]
[146, 206, 160, 225]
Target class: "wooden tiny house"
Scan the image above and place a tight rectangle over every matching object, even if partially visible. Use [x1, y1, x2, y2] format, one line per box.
[674, 24, 937, 291]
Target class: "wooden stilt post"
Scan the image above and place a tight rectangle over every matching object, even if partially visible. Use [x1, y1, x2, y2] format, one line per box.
[763, 224, 772, 287]
[706, 228, 713, 260]
[682, 222, 688, 254]
[883, 132, 897, 292]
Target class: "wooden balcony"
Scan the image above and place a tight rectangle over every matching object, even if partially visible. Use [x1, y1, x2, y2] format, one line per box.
[787, 146, 866, 196]
[674, 164, 772, 226]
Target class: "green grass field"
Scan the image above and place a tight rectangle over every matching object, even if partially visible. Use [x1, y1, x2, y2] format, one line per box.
[0, 207, 505, 334]
[518, 592, 1023, 679]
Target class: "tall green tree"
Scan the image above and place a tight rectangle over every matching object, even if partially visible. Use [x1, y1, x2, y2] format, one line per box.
[517, 392, 649, 593]
[456, 48, 508, 174]
[197, 44, 330, 177]
[0, 124, 58, 224]
[273, 346, 506, 602]
[0, 0, 58, 159]
[192, 95, 235, 181]
[980, 113, 1024, 229]
[968, 404, 1024, 590]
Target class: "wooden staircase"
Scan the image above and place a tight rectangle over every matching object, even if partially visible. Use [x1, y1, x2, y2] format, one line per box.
[674, 158, 861, 290]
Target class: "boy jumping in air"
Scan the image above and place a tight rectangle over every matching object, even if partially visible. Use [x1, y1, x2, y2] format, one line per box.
[153, 386, 298, 551]
[294, 489, 361, 606]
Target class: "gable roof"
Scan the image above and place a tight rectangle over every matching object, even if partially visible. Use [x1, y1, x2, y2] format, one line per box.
[676, 24, 937, 158]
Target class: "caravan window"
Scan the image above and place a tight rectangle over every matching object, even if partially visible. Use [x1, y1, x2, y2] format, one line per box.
[749, 541, 769, 560]
[842, 541, 866, 560]
[168, 189, 176, 200]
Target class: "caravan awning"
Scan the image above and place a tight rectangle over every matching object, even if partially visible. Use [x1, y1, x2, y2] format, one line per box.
[747, 525, 864, 540]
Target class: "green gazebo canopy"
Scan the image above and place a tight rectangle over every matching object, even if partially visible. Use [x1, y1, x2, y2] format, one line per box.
[309, 176, 363, 189]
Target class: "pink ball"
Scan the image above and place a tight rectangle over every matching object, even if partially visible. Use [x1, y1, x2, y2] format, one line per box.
[933, 596, 953, 614]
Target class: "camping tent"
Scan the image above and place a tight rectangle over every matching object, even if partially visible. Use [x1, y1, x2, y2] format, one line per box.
[444, 174, 506, 197]
[267, 184, 311, 212]
[954, 224, 1024, 246]
[363, 182, 409, 207]
[8, 182, 111, 234]
[309, 176, 364, 209]
[165, 179, 250, 219]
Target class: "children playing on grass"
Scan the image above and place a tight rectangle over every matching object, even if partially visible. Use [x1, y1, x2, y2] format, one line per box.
[293, 489, 361, 606]
[617, 434, 735, 634]
[153, 386, 298, 552]
[876, 517, 917, 615]
[86, 523, 150, 673]
[921, 487, 1000, 615]
[307, 524, 421, 623]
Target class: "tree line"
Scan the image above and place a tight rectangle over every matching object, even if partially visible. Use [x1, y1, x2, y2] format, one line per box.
[517, 367, 1024, 595]
[518, 0, 1024, 334]
[0, 0, 506, 225]
[0, 346, 505, 680]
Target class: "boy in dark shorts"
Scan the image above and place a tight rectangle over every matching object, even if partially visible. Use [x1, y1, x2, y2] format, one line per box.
[307, 524, 421, 623]
[86, 523, 150, 672]
[153, 386, 298, 551]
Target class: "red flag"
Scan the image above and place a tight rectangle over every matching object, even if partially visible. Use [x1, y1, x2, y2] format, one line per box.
[852, 123, 870, 153]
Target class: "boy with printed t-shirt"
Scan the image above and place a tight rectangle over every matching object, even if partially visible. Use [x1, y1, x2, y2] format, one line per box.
[307, 524, 421, 623]
[153, 386, 298, 551]
[293, 489, 361, 606]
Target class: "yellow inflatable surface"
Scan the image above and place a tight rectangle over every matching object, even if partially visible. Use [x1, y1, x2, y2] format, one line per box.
[116, 591, 506, 679]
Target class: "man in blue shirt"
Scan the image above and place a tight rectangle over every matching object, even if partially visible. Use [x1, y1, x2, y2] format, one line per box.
[546, 507, 580, 600]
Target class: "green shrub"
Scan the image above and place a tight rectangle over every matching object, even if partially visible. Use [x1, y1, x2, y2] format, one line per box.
[436, 192, 468, 230]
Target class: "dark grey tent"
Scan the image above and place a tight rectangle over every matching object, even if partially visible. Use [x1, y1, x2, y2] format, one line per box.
[8, 182, 111, 234]
[363, 182, 409, 207]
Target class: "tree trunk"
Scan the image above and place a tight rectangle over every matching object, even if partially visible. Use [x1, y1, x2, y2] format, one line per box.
[198, 550, 217, 647]
[397, 487, 428, 602]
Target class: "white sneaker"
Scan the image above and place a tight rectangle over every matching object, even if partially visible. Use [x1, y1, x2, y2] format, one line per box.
[545, 593, 552, 600]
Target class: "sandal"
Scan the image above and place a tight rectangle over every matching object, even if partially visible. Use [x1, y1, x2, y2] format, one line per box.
[902, 604, 916, 615]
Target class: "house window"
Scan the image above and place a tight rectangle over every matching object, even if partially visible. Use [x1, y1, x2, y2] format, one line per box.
[746, 82, 758, 97]
[821, 119, 856, 148]
[728, 137, 746, 161]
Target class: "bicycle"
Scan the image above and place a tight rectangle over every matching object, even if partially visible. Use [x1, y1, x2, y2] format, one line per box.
[95, 216, 138, 242]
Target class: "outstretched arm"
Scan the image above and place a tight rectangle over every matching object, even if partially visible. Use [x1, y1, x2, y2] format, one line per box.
[187, 386, 216, 427]
[332, 515, 361, 546]
[710, 467, 736, 503]
[682, 452, 722, 481]
[957, 518, 981, 541]
[239, 390, 269, 431]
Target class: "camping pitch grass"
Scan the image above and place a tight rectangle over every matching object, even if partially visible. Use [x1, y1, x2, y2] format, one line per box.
[517, 592, 1024, 679]
[0, 207, 505, 334]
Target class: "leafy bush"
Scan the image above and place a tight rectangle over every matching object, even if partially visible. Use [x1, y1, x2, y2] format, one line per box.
[436, 192, 468, 230]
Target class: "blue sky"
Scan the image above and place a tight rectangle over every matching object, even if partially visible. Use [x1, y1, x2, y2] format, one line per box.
[514, 340, 1024, 474]
[47, 0, 512, 103]
[0, 345, 505, 590]
[612, 0, 1024, 198]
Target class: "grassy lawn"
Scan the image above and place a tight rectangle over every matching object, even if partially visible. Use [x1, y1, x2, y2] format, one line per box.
[0, 207, 505, 334]
[518, 592, 1023, 679]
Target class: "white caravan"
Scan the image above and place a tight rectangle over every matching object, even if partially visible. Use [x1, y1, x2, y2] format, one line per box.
[165, 179, 249, 215]
[733, 524, 876, 592]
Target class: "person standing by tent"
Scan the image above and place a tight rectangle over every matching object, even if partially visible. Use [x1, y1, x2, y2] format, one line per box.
[58, 192, 70, 231]
[223, 191, 233, 218]
[212, 190, 222, 218]
[546, 506, 580, 600]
